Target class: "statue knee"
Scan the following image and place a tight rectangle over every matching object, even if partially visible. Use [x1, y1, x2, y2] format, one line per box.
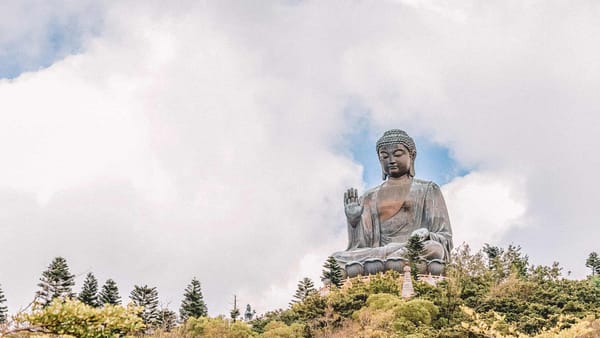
[422, 240, 445, 260]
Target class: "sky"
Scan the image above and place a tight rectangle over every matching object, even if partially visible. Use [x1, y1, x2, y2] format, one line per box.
[1, 0, 600, 316]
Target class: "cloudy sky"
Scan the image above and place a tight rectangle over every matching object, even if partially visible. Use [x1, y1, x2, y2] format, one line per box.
[1, 0, 599, 316]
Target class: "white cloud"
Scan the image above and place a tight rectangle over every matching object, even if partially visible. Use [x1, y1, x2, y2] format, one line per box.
[442, 172, 526, 250]
[0, 0, 362, 315]
[1, 0, 600, 317]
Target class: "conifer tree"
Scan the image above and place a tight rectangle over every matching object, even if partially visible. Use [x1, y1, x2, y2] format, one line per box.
[483, 243, 504, 271]
[244, 304, 256, 321]
[406, 235, 425, 279]
[179, 277, 208, 321]
[130, 285, 160, 330]
[77, 273, 99, 307]
[0, 283, 7, 324]
[291, 277, 316, 304]
[586, 252, 600, 276]
[322, 256, 343, 288]
[99, 279, 121, 306]
[36, 257, 76, 307]
[504, 244, 529, 277]
[230, 306, 240, 322]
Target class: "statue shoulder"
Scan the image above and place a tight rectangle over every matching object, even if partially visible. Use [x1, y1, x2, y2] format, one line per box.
[361, 185, 381, 202]
[412, 179, 442, 192]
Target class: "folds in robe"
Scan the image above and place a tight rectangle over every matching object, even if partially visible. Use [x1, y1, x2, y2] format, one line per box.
[339, 179, 453, 265]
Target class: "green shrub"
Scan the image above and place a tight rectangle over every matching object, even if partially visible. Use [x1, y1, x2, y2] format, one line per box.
[18, 298, 144, 337]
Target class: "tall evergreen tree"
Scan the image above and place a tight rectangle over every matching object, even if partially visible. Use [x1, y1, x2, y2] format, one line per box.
[230, 305, 240, 322]
[77, 273, 99, 307]
[244, 304, 256, 321]
[483, 243, 504, 271]
[179, 277, 208, 321]
[36, 257, 75, 307]
[99, 279, 121, 306]
[586, 252, 600, 276]
[130, 285, 160, 330]
[291, 277, 316, 304]
[322, 256, 343, 288]
[0, 283, 7, 324]
[406, 235, 425, 279]
[504, 244, 529, 277]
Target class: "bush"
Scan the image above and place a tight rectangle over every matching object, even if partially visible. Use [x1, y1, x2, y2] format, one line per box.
[179, 315, 256, 337]
[17, 298, 144, 337]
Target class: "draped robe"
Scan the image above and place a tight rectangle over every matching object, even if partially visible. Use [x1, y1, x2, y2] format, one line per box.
[333, 178, 453, 267]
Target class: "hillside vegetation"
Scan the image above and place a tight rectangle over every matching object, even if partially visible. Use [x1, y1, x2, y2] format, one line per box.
[2, 244, 600, 337]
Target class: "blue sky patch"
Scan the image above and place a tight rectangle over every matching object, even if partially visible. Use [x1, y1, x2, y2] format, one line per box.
[0, 13, 101, 79]
[348, 128, 468, 188]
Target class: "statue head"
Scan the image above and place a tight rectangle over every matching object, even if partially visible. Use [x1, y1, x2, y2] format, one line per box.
[376, 129, 417, 180]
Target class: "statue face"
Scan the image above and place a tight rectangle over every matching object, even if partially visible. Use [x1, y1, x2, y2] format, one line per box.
[378, 143, 411, 178]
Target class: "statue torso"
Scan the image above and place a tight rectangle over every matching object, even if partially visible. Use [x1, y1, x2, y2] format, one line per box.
[371, 178, 430, 245]
[376, 179, 411, 222]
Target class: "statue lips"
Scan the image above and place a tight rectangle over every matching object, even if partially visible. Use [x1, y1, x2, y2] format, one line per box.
[387, 165, 403, 176]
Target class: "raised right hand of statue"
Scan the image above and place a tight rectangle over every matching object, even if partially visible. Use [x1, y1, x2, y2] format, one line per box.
[344, 188, 363, 226]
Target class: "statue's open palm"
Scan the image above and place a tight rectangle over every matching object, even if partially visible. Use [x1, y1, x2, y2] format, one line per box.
[344, 188, 363, 225]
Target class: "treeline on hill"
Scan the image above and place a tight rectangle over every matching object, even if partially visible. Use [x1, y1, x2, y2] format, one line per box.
[1, 247, 600, 337]
[0, 257, 208, 336]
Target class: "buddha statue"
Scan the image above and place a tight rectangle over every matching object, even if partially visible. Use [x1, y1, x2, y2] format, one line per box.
[332, 129, 453, 276]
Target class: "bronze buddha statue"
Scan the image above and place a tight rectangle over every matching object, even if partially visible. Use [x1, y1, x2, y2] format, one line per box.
[332, 129, 453, 276]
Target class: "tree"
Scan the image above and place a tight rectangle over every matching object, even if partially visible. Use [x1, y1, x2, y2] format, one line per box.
[230, 295, 240, 322]
[158, 308, 177, 332]
[322, 256, 343, 288]
[291, 277, 316, 304]
[36, 257, 76, 307]
[483, 244, 504, 269]
[0, 283, 7, 324]
[586, 252, 600, 276]
[129, 285, 160, 330]
[179, 277, 208, 321]
[99, 279, 121, 306]
[78, 273, 99, 307]
[406, 235, 425, 279]
[230, 307, 240, 322]
[244, 304, 256, 321]
[504, 244, 529, 277]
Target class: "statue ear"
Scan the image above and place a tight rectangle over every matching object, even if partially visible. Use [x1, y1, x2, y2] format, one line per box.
[382, 170, 388, 181]
[409, 159, 415, 177]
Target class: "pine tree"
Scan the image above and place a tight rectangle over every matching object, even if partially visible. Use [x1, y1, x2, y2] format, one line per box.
[406, 235, 425, 279]
[179, 277, 208, 321]
[158, 308, 177, 332]
[504, 244, 529, 277]
[0, 283, 7, 324]
[130, 285, 160, 330]
[230, 294, 240, 322]
[244, 304, 256, 321]
[77, 273, 99, 307]
[36, 257, 76, 307]
[99, 279, 121, 306]
[322, 256, 343, 288]
[230, 306, 240, 322]
[483, 243, 504, 271]
[586, 252, 600, 276]
[291, 277, 316, 304]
